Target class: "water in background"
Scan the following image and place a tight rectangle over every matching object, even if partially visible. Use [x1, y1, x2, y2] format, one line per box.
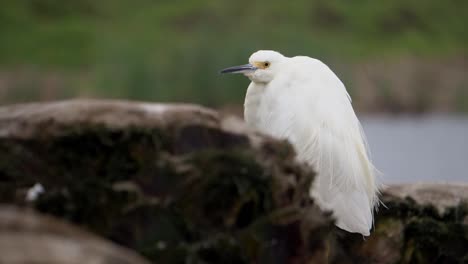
[361, 115, 468, 183]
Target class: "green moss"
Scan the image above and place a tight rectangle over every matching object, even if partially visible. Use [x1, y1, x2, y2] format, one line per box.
[0, 121, 330, 263]
[180, 150, 273, 228]
[401, 206, 468, 263]
[3, 116, 466, 263]
[372, 196, 468, 263]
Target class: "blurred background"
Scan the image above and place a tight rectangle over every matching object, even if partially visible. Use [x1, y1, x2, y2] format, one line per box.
[1, 0, 467, 183]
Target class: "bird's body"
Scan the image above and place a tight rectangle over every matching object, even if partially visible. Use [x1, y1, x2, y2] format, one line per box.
[222, 50, 379, 235]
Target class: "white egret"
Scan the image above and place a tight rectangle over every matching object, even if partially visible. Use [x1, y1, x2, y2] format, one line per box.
[221, 50, 379, 236]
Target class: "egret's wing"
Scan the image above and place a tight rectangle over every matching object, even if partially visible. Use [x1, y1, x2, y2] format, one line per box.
[304, 121, 376, 235]
[270, 58, 379, 235]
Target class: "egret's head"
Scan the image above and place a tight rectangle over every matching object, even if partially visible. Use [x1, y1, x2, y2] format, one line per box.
[220, 50, 285, 83]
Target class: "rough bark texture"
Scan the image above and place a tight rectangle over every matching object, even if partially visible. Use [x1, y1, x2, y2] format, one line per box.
[0, 100, 466, 264]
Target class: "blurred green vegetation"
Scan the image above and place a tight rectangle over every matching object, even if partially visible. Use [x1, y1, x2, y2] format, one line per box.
[0, 0, 467, 107]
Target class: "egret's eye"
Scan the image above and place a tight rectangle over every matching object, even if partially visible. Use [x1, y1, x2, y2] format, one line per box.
[264, 62, 270, 68]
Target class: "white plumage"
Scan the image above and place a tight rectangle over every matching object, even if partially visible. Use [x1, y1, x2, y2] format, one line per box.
[221, 50, 379, 236]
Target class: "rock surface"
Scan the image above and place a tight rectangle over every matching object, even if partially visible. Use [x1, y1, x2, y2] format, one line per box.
[384, 183, 468, 215]
[0, 99, 332, 263]
[0, 99, 466, 264]
[0, 206, 150, 264]
[348, 183, 468, 264]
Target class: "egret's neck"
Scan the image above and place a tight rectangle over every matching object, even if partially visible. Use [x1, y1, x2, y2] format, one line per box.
[243, 82, 266, 128]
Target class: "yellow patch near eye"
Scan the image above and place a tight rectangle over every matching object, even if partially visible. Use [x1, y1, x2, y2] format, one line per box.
[253, 61, 270, 69]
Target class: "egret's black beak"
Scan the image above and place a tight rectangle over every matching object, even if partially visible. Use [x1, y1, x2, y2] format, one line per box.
[220, 64, 257, 74]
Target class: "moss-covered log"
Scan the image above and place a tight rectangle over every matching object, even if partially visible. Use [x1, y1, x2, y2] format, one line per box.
[0, 100, 466, 263]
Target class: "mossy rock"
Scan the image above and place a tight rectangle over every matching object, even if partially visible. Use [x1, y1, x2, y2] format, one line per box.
[339, 184, 468, 264]
[0, 100, 467, 263]
[0, 99, 332, 263]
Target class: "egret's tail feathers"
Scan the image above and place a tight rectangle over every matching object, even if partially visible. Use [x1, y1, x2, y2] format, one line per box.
[311, 186, 373, 235]
[304, 118, 379, 236]
[330, 190, 373, 236]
